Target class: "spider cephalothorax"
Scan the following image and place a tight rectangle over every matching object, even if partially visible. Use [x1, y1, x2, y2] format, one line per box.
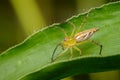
[62, 37, 76, 48]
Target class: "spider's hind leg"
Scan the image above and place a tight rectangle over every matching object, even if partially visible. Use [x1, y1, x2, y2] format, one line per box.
[88, 40, 102, 55]
[77, 13, 89, 32]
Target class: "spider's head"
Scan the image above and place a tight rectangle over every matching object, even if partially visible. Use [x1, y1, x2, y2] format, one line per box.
[62, 37, 76, 48]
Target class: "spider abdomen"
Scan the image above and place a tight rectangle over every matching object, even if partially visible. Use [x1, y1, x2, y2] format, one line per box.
[75, 28, 99, 43]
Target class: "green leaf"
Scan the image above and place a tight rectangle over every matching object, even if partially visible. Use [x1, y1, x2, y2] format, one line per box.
[0, 1, 120, 80]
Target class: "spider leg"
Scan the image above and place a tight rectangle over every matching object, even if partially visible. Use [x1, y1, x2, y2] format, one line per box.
[56, 27, 68, 37]
[52, 44, 59, 62]
[77, 13, 89, 33]
[70, 48, 73, 59]
[87, 40, 102, 55]
[67, 21, 76, 36]
[61, 44, 65, 50]
[74, 46, 82, 56]
[52, 48, 68, 62]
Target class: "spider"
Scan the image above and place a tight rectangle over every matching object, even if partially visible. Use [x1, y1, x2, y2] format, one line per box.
[51, 13, 102, 62]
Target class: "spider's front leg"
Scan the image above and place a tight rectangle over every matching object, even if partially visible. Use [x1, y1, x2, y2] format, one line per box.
[74, 46, 82, 56]
[70, 48, 73, 59]
[52, 48, 68, 62]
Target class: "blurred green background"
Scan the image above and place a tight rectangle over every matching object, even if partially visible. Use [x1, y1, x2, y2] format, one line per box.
[0, 0, 120, 80]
